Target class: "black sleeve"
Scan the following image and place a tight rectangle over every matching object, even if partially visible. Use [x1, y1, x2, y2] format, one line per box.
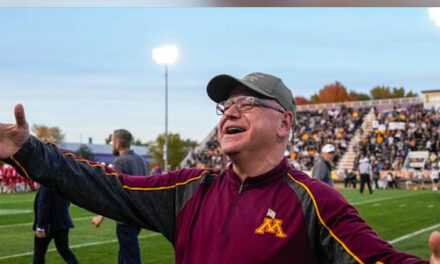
[6, 136, 214, 243]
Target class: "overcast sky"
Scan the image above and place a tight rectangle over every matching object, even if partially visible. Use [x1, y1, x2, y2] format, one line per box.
[1, 8, 439, 144]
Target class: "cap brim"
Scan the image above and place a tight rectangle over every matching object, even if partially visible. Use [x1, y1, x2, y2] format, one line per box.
[207, 74, 276, 103]
[207, 74, 242, 103]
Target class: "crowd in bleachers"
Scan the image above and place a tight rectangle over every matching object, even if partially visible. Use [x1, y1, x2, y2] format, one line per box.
[0, 164, 36, 193]
[288, 106, 368, 171]
[184, 129, 229, 169]
[355, 104, 440, 171]
[184, 106, 369, 171]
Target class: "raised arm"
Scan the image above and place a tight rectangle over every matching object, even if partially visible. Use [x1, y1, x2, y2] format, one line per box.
[1, 105, 212, 243]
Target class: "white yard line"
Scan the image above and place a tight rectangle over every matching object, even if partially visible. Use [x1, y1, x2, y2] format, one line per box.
[389, 223, 440, 244]
[351, 192, 431, 206]
[0, 200, 34, 204]
[0, 209, 32, 215]
[0, 233, 161, 260]
[0, 216, 92, 229]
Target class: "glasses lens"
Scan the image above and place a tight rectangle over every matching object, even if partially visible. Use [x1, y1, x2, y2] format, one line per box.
[237, 97, 255, 111]
[216, 103, 225, 115]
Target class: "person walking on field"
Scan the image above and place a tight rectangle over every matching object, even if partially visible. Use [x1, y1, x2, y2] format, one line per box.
[33, 184, 79, 264]
[92, 129, 149, 264]
[2, 72, 440, 263]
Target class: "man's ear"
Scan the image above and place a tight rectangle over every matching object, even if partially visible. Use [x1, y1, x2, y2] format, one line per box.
[278, 112, 294, 138]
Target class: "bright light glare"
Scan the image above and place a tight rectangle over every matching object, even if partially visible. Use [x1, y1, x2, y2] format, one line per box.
[152, 45, 179, 65]
[428, 8, 440, 27]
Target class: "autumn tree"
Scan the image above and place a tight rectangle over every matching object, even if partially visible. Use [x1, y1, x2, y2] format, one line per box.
[31, 125, 65, 144]
[147, 133, 198, 170]
[317, 81, 350, 103]
[295, 96, 310, 105]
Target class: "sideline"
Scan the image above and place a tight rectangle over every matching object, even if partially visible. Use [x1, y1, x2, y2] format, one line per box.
[0, 233, 161, 260]
[389, 223, 440, 244]
[351, 192, 432, 206]
[0, 216, 93, 229]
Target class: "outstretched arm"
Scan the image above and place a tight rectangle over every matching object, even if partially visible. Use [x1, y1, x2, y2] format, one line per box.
[1, 105, 214, 243]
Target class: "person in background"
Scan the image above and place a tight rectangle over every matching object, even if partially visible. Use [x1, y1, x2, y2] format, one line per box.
[373, 168, 381, 190]
[358, 156, 373, 194]
[312, 144, 335, 187]
[347, 169, 357, 189]
[33, 184, 78, 264]
[431, 165, 439, 191]
[92, 129, 149, 264]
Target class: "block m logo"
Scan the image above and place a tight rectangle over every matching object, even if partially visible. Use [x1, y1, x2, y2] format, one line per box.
[255, 217, 287, 238]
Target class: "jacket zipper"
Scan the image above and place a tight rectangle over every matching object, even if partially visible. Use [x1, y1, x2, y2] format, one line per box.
[221, 182, 244, 235]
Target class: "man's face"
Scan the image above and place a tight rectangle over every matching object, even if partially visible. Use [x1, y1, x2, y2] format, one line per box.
[218, 86, 285, 157]
[322, 152, 335, 163]
[111, 135, 119, 156]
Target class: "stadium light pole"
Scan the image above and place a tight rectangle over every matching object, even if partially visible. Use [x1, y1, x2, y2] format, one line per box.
[152, 45, 178, 172]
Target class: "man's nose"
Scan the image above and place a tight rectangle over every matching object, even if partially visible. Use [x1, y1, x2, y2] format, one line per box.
[223, 104, 241, 118]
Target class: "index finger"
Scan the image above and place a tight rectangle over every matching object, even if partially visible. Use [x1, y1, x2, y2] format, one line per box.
[14, 104, 27, 127]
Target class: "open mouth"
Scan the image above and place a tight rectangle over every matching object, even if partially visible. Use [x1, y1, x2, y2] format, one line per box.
[225, 126, 246, 135]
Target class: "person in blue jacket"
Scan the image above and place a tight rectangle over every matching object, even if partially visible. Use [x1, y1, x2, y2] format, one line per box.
[33, 184, 79, 264]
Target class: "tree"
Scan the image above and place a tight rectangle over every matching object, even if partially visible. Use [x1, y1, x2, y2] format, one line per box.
[406, 91, 418, 97]
[391, 87, 405, 98]
[318, 81, 350, 103]
[105, 134, 112, 144]
[147, 133, 198, 170]
[370, 86, 393, 100]
[356, 93, 371, 101]
[348, 91, 358, 101]
[31, 124, 65, 144]
[76, 144, 95, 160]
[310, 93, 320, 103]
[295, 96, 310, 105]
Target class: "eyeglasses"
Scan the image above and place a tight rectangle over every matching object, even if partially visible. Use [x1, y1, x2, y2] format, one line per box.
[216, 96, 286, 116]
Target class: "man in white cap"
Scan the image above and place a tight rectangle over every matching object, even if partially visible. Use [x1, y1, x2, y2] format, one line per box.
[312, 144, 335, 186]
[358, 155, 373, 194]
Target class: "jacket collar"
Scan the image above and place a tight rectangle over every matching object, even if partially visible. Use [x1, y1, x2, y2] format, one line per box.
[121, 149, 134, 156]
[226, 158, 289, 189]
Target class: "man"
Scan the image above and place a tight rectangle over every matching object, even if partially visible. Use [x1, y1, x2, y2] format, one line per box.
[1, 72, 440, 263]
[312, 144, 335, 186]
[92, 129, 149, 264]
[358, 155, 373, 194]
[33, 184, 79, 264]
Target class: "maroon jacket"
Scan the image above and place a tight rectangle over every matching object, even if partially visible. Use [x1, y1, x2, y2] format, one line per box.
[7, 137, 427, 263]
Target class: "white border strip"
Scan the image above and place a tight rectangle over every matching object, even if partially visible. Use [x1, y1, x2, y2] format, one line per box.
[389, 223, 440, 244]
[0, 233, 161, 260]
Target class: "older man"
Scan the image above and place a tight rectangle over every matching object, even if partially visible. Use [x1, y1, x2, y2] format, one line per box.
[0, 72, 439, 263]
[312, 143, 335, 186]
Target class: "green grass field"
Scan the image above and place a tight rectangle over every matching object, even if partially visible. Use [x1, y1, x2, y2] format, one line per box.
[1, 189, 439, 263]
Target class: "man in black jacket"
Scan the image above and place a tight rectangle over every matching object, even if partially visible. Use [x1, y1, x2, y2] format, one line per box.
[33, 184, 78, 264]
